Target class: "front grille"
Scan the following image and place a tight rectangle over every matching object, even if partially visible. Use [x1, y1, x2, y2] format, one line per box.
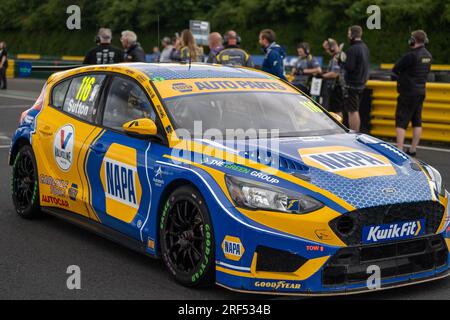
[255, 246, 307, 273]
[323, 235, 448, 286]
[329, 201, 445, 245]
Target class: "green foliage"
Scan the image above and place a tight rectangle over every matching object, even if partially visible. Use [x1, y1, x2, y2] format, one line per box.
[0, 0, 448, 63]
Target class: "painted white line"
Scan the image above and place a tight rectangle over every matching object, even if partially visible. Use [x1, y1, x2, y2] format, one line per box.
[0, 104, 29, 109]
[139, 142, 153, 242]
[404, 144, 450, 153]
[381, 140, 450, 153]
[0, 145, 10, 149]
[216, 260, 251, 272]
[0, 93, 36, 102]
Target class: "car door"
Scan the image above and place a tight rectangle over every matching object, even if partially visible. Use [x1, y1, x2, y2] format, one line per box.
[85, 75, 161, 240]
[33, 73, 106, 220]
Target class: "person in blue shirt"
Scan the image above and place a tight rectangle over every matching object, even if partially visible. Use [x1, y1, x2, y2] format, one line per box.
[258, 29, 286, 80]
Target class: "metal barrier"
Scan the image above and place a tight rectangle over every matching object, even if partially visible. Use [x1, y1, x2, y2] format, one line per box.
[367, 80, 450, 143]
[380, 64, 450, 71]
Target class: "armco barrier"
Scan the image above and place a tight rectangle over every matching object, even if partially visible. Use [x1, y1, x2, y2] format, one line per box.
[380, 64, 450, 71]
[367, 80, 450, 143]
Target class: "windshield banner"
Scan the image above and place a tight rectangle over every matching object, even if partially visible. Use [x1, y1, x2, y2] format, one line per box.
[154, 78, 298, 99]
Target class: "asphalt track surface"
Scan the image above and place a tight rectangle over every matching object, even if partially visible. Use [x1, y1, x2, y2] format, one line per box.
[0, 78, 449, 300]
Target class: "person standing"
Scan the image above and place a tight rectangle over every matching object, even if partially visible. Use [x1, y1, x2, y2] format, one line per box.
[149, 46, 161, 62]
[159, 37, 173, 63]
[121, 30, 146, 62]
[171, 29, 202, 63]
[83, 28, 124, 65]
[214, 31, 254, 67]
[321, 38, 345, 118]
[259, 29, 286, 80]
[0, 42, 9, 89]
[392, 30, 432, 156]
[291, 42, 322, 93]
[206, 32, 223, 64]
[342, 25, 370, 132]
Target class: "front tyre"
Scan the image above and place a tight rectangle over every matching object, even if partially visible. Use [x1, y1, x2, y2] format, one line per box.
[160, 186, 215, 287]
[11, 144, 42, 219]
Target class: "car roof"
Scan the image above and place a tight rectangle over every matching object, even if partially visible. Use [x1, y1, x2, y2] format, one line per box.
[50, 63, 274, 83]
[129, 63, 274, 81]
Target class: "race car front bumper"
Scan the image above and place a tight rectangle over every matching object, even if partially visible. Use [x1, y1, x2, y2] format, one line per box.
[213, 199, 450, 295]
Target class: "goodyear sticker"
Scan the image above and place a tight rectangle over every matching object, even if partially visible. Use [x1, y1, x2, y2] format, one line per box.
[222, 236, 245, 261]
[155, 78, 298, 99]
[100, 144, 142, 223]
[254, 280, 301, 290]
[299, 146, 396, 179]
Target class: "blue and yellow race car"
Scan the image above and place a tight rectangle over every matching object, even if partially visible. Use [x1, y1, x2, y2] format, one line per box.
[9, 63, 450, 295]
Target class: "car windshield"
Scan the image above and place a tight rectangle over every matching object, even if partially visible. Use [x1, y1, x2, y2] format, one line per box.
[163, 92, 345, 138]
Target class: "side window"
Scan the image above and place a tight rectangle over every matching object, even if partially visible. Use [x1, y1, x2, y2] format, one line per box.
[51, 79, 71, 108]
[102, 77, 156, 131]
[63, 74, 105, 122]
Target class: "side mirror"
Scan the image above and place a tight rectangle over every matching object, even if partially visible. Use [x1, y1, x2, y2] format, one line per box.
[123, 118, 157, 136]
[329, 112, 343, 123]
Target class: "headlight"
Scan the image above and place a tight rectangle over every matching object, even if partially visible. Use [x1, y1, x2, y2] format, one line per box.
[225, 175, 323, 214]
[424, 164, 446, 197]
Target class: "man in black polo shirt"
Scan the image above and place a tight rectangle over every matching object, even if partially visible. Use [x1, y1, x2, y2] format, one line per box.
[392, 30, 432, 156]
[342, 25, 370, 132]
[83, 28, 124, 65]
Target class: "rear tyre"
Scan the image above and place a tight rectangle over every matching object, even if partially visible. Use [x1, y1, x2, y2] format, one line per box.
[160, 186, 215, 287]
[11, 144, 42, 219]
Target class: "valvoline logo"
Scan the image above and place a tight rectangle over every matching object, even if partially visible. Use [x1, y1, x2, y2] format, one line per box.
[60, 130, 72, 149]
[53, 125, 75, 171]
[362, 219, 425, 244]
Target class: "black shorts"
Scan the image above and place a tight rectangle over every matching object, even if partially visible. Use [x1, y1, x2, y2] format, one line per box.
[395, 94, 425, 129]
[344, 87, 363, 112]
[328, 85, 344, 113]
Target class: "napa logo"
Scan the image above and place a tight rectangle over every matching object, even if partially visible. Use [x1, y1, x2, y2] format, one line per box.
[104, 157, 138, 209]
[100, 144, 142, 224]
[362, 219, 425, 244]
[53, 125, 74, 171]
[222, 236, 245, 261]
[172, 83, 193, 93]
[299, 146, 396, 179]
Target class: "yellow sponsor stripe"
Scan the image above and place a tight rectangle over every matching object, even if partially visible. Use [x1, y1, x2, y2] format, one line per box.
[217, 254, 330, 281]
[238, 207, 346, 246]
[83, 128, 104, 222]
[445, 239, 450, 252]
[154, 77, 298, 99]
[216, 266, 252, 278]
[167, 141, 355, 212]
[164, 154, 347, 246]
[250, 253, 330, 281]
